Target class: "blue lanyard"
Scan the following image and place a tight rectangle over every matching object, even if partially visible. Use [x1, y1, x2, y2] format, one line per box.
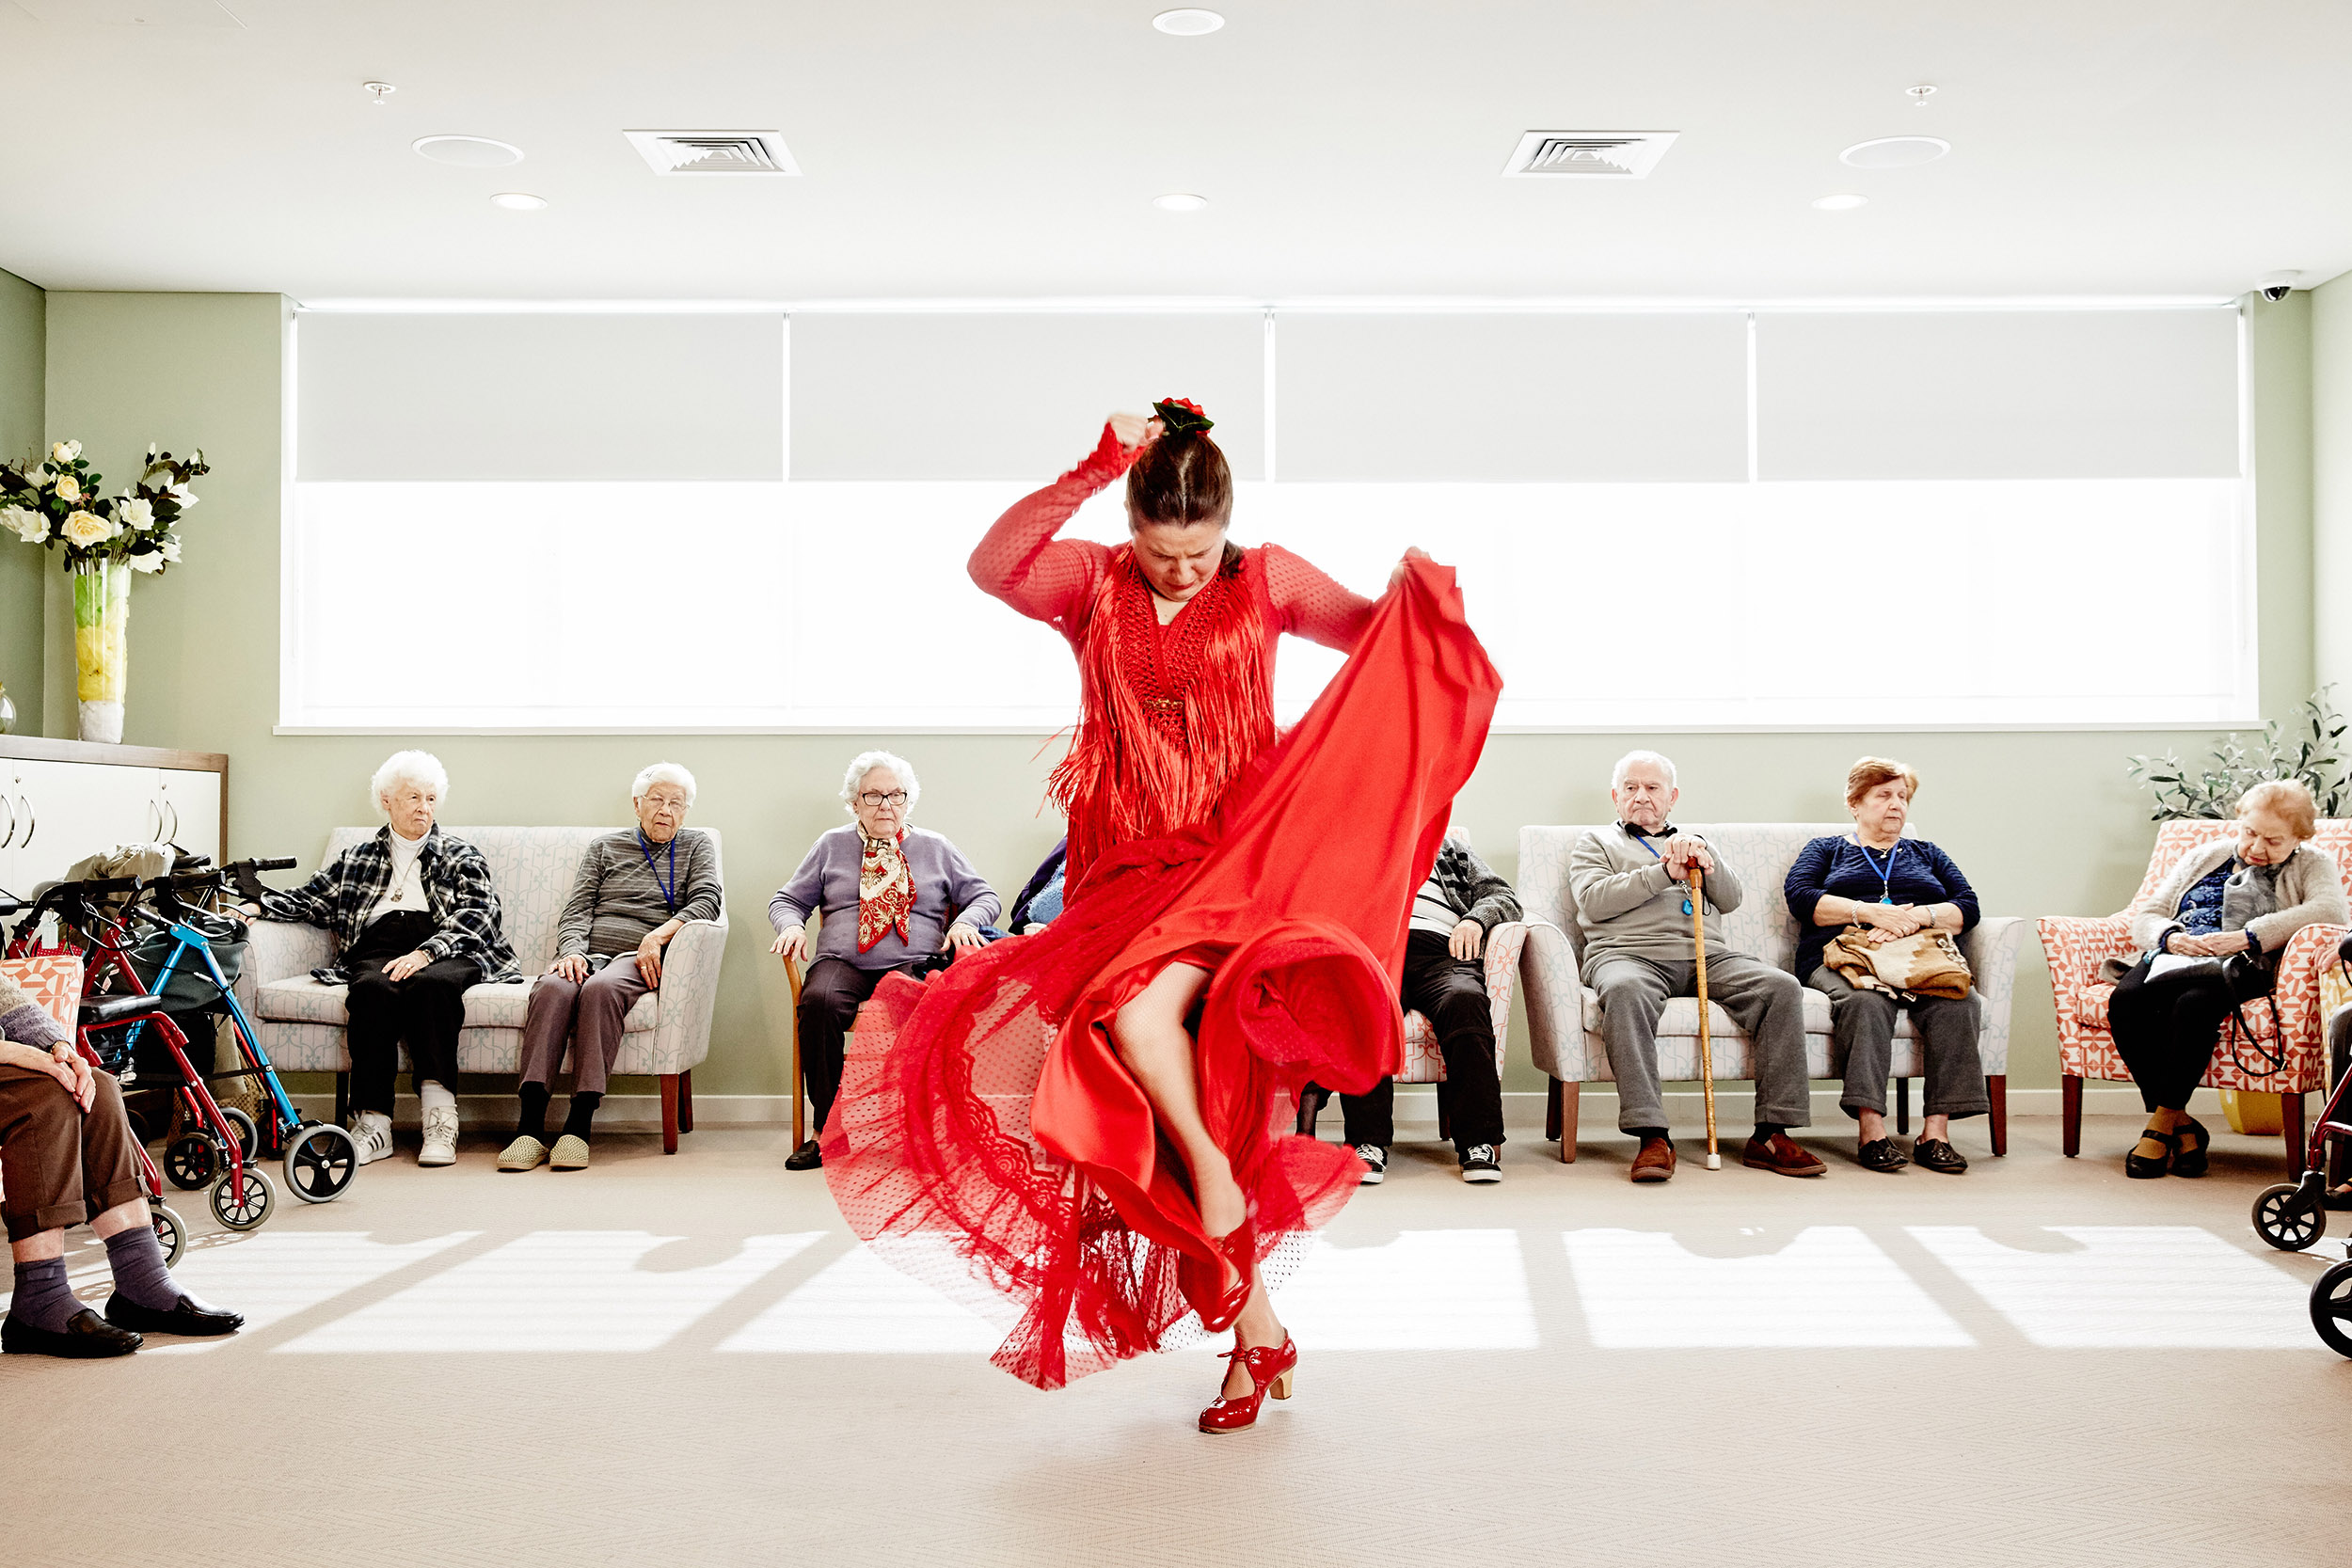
[1631, 832, 1694, 917]
[1856, 841, 1900, 904]
[637, 832, 678, 911]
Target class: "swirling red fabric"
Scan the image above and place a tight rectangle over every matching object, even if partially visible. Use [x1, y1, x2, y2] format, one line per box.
[821, 557, 1501, 1388]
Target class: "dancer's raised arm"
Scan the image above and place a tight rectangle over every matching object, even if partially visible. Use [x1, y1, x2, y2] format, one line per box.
[968, 417, 1149, 640]
[1262, 544, 1376, 654]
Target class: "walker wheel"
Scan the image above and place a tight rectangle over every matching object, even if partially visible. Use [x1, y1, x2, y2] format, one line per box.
[2312, 1261, 2352, 1358]
[283, 1122, 359, 1204]
[151, 1204, 186, 1268]
[220, 1105, 259, 1164]
[165, 1133, 217, 1190]
[209, 1166, 275, 1231]
[2253, 1182, 2326, 1252]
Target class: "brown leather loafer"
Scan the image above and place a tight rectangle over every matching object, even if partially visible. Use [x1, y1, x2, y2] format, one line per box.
[1630, 1134, 1677, 1183]
[1742, 1132, 1827, 1179]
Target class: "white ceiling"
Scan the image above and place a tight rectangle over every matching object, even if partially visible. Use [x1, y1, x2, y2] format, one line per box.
[3, 0, 2349, 302]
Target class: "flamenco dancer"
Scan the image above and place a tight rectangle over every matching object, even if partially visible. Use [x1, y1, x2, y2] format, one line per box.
[822, 400, 1500, 1431]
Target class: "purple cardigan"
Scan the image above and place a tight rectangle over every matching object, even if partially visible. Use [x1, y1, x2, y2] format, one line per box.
[769, 825, 1002, 971]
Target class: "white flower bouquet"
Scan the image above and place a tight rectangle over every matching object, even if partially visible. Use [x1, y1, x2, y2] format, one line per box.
[1, 439, 208, 741]
[0, 439, 207, 573]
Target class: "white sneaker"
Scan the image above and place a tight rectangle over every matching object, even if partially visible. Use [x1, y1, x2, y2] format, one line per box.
[419, 1105, 459, 1166]
[348, 1111, 394, 1167]
[1353, 1143, 1388, 1185]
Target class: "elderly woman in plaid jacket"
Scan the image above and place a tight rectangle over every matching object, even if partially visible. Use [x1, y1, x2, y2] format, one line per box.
[251, 751, 519, 1169]
[1337, 826, 1521, 1185]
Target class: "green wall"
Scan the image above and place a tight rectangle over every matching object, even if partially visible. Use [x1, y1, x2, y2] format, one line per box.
[0, 269, 42, 733]
[24, 289, 2324, 1103]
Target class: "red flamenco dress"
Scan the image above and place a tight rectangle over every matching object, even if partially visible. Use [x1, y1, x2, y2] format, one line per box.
[823, 445, 1500, 1392]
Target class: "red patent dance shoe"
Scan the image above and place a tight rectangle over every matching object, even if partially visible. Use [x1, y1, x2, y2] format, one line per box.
[1189, 1225, 1255, 1334]
[1198, 1335, 1298, 1434]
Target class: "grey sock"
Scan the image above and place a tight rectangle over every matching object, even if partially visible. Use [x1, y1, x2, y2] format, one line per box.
[103, 1223, 187, 1312]
[8, 1256, 82, 1334]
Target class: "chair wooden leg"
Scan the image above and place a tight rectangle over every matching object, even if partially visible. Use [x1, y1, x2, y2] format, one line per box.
[2061, 1073, 2083, 1158]
[333, 1071, 349, 1127]
[659, 1073, 680, 1155]
[1295, 1083, 1323, 1137]
[1896, 1077, 1911, 1137]
[677, 1069, 693, 1133]
[1436, 1081, 1452, 1145]
[1545, 1077, 1563, 1141]
[1560, 1081, 1580, 1163]
[1987, 1074, 2008, 1157]
[2285, 1091, 2307, 1177]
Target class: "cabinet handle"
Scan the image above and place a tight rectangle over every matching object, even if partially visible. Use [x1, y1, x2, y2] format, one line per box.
[17, 796, 32, 848]
[0, 793, 13, 848]
[165, 801, 179, 842]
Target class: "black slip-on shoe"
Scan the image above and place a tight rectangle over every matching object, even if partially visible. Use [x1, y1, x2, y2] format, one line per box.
[3, 1307, 142, 1358]
[104, 1291, 244, 1337]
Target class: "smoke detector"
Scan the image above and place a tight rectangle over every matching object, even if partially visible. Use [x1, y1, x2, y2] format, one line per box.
[624, 130, 800, 176]
[1502, 131, 1677, 179]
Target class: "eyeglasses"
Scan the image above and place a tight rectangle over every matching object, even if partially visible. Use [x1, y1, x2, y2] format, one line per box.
[857, 791, 910, 808]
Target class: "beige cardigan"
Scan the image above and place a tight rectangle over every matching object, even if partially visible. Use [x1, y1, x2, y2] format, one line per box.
[2126, 839, 2350, 956]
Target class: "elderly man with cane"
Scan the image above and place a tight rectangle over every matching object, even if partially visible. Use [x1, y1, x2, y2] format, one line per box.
[1567, 751, 1824, 1182]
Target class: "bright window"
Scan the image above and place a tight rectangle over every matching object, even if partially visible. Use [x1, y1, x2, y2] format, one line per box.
[281, 305, 2252, 733]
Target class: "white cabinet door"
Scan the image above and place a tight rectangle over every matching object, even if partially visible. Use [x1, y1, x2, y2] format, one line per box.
[10, 759, 162, 889]
[160, 768, 222, 864]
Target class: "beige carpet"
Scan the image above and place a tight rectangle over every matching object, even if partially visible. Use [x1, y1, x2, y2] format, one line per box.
[3, 1113, 2347, 1568]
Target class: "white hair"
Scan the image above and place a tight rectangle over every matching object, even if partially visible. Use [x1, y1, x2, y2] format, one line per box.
[371, 749, 448, 812]
[840, 750, 920, 814]
[1611, 749, 1678, 791]
[632, 761, 697, 805]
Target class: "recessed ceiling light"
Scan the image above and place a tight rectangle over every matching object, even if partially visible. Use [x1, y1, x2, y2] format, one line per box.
[1811, 193, 1869, 211]
[1153, 192, 1208, 212]
[412, 135, 524, 167]
[1152, 8, 1224, 34]
[488, 192, 547, 211]
[1840, 135, 1949, 169]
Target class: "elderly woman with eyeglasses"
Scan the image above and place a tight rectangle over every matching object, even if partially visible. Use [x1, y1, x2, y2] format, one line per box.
[770, 751, 1000, 1170]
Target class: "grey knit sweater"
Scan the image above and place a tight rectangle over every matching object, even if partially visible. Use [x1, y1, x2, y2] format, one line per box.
[555, 828, 724, 959]
[1568, 823, 1749, 978]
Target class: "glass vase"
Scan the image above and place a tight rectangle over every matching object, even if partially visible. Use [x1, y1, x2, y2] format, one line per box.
[71, 559, 129, 744]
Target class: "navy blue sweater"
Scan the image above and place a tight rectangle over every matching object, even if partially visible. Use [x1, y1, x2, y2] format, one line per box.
[1784, 835, 1982, 981]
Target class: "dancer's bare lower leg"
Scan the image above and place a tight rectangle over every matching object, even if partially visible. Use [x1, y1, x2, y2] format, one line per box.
[1112, 963, 1246, 1238]
[1111, 962, 1288, 1398]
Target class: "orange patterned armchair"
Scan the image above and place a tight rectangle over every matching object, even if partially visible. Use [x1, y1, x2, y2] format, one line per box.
[2039, 819, 2352, 1173]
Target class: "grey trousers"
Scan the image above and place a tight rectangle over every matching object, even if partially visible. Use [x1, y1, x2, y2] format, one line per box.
[518, 962, 653, 1096]
[1590, 952, 1812, 1132]
[1808, 967, 1988, 1121]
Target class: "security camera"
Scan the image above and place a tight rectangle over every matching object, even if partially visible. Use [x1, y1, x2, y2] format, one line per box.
[2260, 270, 2302, 302]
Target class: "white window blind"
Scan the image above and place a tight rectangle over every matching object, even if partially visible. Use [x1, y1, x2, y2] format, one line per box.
[788, 313, 1265, 481]
[1274, 313, 1750, 482]
[283, 304, 2254, 734]
[1756, 309, 2241, 481]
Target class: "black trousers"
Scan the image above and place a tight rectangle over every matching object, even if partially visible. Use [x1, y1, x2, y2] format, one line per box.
[2107, 958, 2244, 1114]
[1340, 929, 1507, 1155]
[342, 911, 477, 1116]
[799, 958, 912, 1136]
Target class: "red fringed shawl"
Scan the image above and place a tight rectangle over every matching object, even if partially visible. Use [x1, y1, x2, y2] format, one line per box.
[1047, 547, 1272, 889]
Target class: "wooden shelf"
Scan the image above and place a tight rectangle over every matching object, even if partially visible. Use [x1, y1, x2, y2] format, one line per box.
[0, 735, 227, 772]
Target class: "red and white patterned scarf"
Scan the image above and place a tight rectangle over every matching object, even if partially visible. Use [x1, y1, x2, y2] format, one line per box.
[857, 831, 916, 954]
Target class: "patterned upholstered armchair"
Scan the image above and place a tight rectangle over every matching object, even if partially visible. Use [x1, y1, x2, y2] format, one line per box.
[238, 826, 728, 1154]
[1294, 922, 1530, 1142]
[2038, 819, 2351, 1174]
[1518, 823, 2026, 1162]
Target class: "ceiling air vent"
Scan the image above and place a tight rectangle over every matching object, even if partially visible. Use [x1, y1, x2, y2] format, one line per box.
[1502, 131, 1677, 179]
[624, 130, 800, 177]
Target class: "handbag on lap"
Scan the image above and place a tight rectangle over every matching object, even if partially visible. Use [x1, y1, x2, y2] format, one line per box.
[1824, 925, 1974, 1001]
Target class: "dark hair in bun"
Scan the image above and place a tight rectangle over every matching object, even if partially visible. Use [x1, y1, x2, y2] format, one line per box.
[1126, 397, 1232, 532]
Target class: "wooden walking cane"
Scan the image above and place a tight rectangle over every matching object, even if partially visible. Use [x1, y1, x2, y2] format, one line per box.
[787, 956, 805, 1148]
[1688, 866, 1722, 1170]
